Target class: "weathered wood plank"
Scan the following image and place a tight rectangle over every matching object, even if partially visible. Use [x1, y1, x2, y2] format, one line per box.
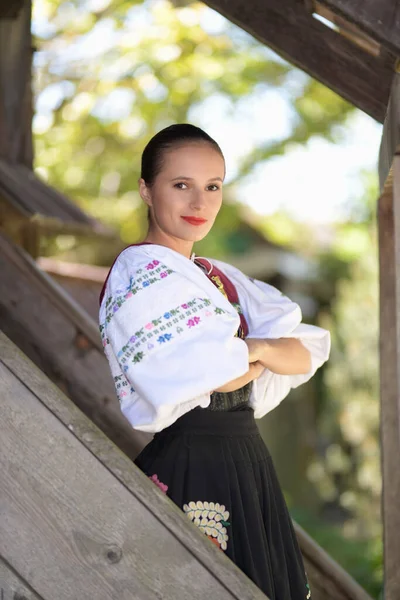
[0, 557, 43, 600]
[379, 74, 400, 191]
[204, 0, 394, 121]
[0, 332, 267, 600]
[0, 0, 25, 20]
[0, 329, 373, 600]
[0, 0, 32, 165]
[378, 157, 400, 600]
[318, 0, 400, 54]
[0, 231, 152, 460]
[0, 159, 114, 231]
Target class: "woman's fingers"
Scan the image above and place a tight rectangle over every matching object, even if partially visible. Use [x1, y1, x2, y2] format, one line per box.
[248, 360, 265, 380]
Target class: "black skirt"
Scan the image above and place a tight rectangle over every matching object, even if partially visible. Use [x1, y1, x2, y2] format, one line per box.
[135, 407, 311, 600]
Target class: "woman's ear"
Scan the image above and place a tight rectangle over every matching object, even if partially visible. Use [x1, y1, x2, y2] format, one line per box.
[139, 178, 152, 207]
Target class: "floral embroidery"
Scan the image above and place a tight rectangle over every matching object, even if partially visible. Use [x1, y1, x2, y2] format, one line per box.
[101, 261, 174, 328]
[187, 316, 201, 328]
[110, 298, 224, 366]
[157, 334, 173, 344]
[113, 374, 134, 395]
[306, 582, 311, 598]
[183, 501, 230, 551]
[149, 474, 168, 493]
[146, 260, 160, 270]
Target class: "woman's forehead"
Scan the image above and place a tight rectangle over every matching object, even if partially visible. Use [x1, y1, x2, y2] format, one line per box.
[161, 143, 225, 177]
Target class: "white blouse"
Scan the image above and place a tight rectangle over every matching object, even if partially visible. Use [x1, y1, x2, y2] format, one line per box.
[99, 244, 330, 432]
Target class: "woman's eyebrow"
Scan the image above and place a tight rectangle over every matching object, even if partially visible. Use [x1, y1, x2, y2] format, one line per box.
[171, 176, 223, 182]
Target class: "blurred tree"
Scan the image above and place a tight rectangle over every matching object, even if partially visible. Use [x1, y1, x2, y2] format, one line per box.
[304, 178, 382, 596]
[32, 0, 355, 263]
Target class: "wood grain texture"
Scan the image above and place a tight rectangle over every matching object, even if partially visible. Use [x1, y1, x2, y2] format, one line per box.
[0, 0, 32, 165]
[0, 158, 113, 232]
[379, 74, 400, 191]
[319, 0, 400, 53]
[204, 0, 393, 121]
[0, 333, 267, 600]
[0, 232, 152, 460]
[0, 558, 43, 600]
[378, 159, 400, 600]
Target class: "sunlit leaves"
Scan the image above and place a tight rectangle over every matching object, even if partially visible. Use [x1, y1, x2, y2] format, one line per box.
[33, 0, 355, 262]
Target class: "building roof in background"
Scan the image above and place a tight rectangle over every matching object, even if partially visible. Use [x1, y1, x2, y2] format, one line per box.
[205, 0, 397, 122]
[0, 158, 112, 233]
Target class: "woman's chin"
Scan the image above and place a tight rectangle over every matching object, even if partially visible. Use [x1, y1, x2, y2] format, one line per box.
[174, 226, 211, 243]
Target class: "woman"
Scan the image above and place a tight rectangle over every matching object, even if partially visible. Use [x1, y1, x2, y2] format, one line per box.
[99, 124, 330, 599]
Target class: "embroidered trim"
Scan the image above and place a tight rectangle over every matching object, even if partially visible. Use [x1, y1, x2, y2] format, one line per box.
[183, 501, 230, 551]
[101, 260, 174, 326]
[149, 474, 168, 494]
[113, 374, 135, 398]
[104, 298, 226, 375]
[196, 259, 248, 338]
[210, 274, 228, 299]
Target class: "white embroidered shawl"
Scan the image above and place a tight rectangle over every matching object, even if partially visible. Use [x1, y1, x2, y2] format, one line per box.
[99, 244, 330, 432]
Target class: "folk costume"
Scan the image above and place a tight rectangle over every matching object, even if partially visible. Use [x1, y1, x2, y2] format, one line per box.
[99, 242, 330, 599]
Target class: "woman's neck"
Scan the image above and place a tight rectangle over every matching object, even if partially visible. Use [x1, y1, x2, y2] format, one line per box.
[142, 230, 194, 259]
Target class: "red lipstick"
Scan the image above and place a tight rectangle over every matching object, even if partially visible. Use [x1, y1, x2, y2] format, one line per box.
[181, 216, 208, 226]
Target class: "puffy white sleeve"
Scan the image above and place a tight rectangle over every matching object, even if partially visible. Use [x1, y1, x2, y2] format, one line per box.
[99, 254, 249, 432]
[212, 261, 331, 418]
[250, 319, 331, 418]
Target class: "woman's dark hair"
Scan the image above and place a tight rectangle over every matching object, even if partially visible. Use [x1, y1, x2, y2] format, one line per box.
[141, 123, 224, 186]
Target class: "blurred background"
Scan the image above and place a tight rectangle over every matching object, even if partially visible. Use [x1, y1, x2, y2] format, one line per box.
[32, 0, 382, 595]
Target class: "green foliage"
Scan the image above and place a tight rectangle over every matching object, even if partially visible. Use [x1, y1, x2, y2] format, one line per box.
[292, 507, 383, 598]
[33, 0, 355, 262]
[315, 227, 381, 525]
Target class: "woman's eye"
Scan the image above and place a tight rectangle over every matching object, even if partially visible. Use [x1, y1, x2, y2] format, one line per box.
[207, 184, 220, 191]
[174, 182, 187, 189]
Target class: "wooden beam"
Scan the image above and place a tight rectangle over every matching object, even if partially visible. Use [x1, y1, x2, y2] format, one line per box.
[0, 0, 25, 18]
[293, 523, 372, 600]
[0, 331, 268, 600]
[0, 230, 152, 460]
[318, 0, 400, 55]
[379, 73, 400, 190]
[378, 156, 400, 600]
[0, 0, 33, 166]
[204, 0, 394, 121]
[0, 557, 43, 600]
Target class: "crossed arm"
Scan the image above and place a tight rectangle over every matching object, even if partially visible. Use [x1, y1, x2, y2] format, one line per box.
[214, 337, 311, 393]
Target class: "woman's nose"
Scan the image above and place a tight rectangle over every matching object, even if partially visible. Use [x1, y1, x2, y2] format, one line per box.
[190, 190, 207, 210]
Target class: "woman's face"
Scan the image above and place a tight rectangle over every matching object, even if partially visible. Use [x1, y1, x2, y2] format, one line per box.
[139, 143, 225, 245]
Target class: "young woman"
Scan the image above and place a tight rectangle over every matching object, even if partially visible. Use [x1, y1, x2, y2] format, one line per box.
[99, 124, 330, 599]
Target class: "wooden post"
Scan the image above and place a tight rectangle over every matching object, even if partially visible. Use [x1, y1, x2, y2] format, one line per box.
[379, 74, 400, 191]
[0, 0, 33, 166]
[378, 154, 400, 600]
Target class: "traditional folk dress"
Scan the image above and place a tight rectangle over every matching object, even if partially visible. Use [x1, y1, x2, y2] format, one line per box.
[99, 243, 330, 600]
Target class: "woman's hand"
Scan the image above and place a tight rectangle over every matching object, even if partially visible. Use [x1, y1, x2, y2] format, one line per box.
[213, 361, 265, 393]
[245, 338, 268, 363]
[245, 337, 311, 375]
